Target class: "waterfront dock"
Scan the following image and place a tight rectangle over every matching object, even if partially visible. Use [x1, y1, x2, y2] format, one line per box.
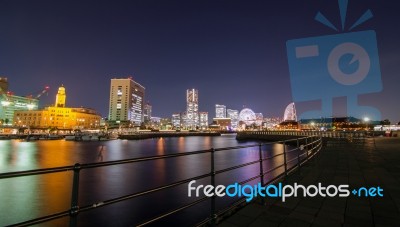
[118, 131, 221, 139]
[219, 137, 400, 226]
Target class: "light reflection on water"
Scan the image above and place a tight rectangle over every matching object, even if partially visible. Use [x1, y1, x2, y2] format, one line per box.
[0, 135, 296, 226]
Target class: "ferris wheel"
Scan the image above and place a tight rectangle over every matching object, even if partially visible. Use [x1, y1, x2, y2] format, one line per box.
[239, 108, 256, 126]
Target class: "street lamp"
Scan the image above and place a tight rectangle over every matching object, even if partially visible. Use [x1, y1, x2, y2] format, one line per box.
[363, 117, 370, 131]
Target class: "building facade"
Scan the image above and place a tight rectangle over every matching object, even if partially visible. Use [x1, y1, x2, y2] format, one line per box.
[108, 77, 145, 126]
[199, 112, 208, 129]
[144, 102, 152, 122]
[0, 77, 39, 125]
[185, 88, 199, 129]
[14, 86, 101, 129]
[172, 113, 181, 129]
[227, 109, 239, 129]
[215, 104, 226, 118]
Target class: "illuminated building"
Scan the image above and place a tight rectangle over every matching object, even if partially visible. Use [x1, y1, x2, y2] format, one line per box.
[14, 86, 101, 129]
[172, 113, 181, 129]
[212, 118, 231, 130]
[283, 102, 297, 122]
[199, 112, 208, 129]
[227, 109, 239, 129]
[0, 77, 39, 125]
[144, 102, 152, 122]
[263, 117, 282, 129]
[215, 104, 226, 118]
[108, 77, 145, 126]
[185, 88, 199, 129]
[255, 113, 263, 126]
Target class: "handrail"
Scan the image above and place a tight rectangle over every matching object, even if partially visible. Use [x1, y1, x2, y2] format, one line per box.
[1, 135, 323, 226]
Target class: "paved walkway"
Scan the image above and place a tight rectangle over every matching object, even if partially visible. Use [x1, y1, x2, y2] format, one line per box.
[219, 137, 400, 226]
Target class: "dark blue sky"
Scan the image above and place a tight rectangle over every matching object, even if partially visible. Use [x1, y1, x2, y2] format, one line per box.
[1, 0, 399, 122]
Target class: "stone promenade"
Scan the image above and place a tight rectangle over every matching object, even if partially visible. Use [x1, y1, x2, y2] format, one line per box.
[219, 137, 400, 226]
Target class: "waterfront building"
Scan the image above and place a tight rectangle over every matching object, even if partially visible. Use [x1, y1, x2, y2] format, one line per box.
[227, 109, 239, 129]
[298, 117, 375, 130]
[215, 104, 226, 118]
[108, 77, 145, 126]
[199, 112, 208, 129]
[255, 113, 263, 126]
[172, 113, 181, 129]
[283, 102, 297, 122]
[212, 118, 231, 130]
[263, 117, 282, 129]
[0, 77, 39, 125]
[144, 102, 152, 122]
[185, 88, 199, 129]
[14, 85, 101, 129]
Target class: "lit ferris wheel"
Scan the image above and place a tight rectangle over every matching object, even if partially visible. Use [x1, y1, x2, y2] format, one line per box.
[239, 108, 256, 126]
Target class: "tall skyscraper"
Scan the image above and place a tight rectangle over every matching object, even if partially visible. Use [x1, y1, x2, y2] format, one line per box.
[227, 109, 239, 129]
[215, 104, 226, 118]
[108, 77, 145, 125]
[185, 88, 199, 129]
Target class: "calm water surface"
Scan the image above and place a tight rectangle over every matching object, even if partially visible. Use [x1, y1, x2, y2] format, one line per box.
[0, 135, 295, 226]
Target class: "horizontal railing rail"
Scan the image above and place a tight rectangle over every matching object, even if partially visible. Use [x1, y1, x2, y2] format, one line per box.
[0, 134, 323, 227]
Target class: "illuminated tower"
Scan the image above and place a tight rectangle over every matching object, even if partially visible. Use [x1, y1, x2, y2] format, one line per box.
[186, 88, 199, 129]
[55, 85, 66, 107]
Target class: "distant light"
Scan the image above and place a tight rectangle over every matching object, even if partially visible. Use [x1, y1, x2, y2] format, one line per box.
[364, 117, 370, 122]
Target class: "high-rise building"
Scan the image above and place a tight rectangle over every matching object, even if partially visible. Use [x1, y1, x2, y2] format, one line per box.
[185, 88, 199, 129]
[199, 112, 208, 129]
[144, 102, 152, 122]
[172, 113, 181, 129]
[215, 104, 226, 118]
[108, 77, 145, 125]
[227, 109, 239, 129]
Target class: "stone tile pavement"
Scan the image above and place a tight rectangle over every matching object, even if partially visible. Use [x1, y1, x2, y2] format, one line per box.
[218, 137, 400, 226]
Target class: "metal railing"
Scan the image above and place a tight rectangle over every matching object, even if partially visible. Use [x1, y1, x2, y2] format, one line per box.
[0, 135, 322, 227]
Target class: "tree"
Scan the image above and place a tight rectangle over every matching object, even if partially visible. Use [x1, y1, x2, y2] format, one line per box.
[381, 119, 390, 125]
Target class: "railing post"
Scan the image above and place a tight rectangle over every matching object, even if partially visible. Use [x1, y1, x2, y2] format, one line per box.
[258, 144, 265, 205]
[305, 137, 309, 160]
[210, 148, 216, 226]
[283, 142, 287, 177]
[296, 139, 300, 170]
[70, 163, 81, 227]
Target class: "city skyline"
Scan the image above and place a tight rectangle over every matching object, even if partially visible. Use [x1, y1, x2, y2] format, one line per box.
[1, 0, 399, 121]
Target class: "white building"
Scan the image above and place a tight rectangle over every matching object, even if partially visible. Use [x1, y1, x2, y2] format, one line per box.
[227, 109, 239, 129]
[215, 104, 226, 118]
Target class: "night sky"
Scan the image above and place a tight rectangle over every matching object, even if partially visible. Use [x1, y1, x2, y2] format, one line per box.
[1, 0, 399, 122]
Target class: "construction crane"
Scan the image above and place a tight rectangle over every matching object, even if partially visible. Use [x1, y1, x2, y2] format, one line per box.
[25, 86, 50, 100]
